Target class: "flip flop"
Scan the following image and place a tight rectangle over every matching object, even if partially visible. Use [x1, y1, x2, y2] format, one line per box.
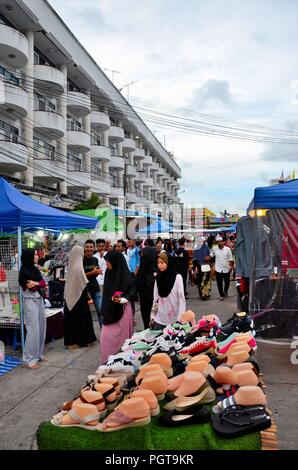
[22, 363, 39, 369]
[211, 405, 271, 438]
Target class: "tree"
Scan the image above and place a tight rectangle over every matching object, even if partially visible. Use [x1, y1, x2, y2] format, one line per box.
[73, 194, 102, 211]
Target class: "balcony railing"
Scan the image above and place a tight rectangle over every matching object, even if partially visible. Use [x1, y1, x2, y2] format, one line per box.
[67, 162, 84, 172]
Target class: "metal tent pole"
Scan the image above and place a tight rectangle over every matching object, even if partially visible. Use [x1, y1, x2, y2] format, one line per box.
[17, 226, 25, 353]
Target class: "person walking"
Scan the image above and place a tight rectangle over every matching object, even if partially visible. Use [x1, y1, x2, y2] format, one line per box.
[211, 237, 234, 301]
[83, 240, 102, 326]
[193, 236, 212, 300]
[94, 238, 107, 312]
[127, 239, 140, 275]
[150, 252, 186, 330]
[99, 250, 136, 364]
[174, 238, 190, 297]
[136, 246, 157, 329]
[19, 249, 47, 369]
[64, 245, 96, 349]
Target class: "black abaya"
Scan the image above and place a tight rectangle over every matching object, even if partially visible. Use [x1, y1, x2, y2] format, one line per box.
[64, 287, 96, 347]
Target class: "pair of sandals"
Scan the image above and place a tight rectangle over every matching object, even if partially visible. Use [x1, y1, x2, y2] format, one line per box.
[52, 396, 152, 432]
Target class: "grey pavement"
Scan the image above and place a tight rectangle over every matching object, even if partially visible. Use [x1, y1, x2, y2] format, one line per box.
[0, 281, 297, 450]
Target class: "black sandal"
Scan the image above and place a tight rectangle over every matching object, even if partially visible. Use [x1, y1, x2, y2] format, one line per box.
[211, 405, 271, 438]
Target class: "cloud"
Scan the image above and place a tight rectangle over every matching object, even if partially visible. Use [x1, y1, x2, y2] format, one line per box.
[48, 0, 298, 214]
[190, 80, 234, 110]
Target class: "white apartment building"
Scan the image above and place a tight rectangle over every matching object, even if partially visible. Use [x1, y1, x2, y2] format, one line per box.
[0, 0, 181, 210]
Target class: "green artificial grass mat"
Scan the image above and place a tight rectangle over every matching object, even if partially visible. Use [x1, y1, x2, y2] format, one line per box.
[37, 412, 261, 451]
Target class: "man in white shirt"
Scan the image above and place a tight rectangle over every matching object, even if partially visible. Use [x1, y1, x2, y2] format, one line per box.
[211, 237, 234, 301]
[94, 238, 107, 311]
[116, 239, 130, 267]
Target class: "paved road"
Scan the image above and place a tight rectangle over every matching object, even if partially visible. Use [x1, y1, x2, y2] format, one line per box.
[0, 281, 296, 449]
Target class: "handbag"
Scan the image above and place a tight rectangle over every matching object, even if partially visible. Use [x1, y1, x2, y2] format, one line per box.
[201, 264, 211, 273]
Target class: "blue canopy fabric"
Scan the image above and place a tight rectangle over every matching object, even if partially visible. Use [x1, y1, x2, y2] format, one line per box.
[137, 219, 173, 234]
[0, 177, 98, 230]
[253, 179, 298, 209]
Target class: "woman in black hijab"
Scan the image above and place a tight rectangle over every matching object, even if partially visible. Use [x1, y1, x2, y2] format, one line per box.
[136, 246, 158, 329]
[99, 250, 136, 364]
[150, 252, 186, 330]
[18, 249, 47, 369]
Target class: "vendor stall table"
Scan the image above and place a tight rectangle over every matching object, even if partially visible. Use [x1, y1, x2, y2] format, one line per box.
[0, 308, 64, 350]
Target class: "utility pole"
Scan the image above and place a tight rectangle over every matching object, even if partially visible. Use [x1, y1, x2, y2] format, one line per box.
[123, 156, 128, 239]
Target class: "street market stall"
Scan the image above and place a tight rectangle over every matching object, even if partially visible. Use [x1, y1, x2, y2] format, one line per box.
[0, 177, 98, 350]
[243, 179, 298, 338]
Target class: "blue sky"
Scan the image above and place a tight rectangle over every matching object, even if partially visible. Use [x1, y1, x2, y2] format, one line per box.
[49, 0, 298, 214]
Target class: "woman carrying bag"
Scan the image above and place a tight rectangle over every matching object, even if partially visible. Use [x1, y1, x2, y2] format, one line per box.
[193, 237, 212, 300]
[149, 252, 186, 330]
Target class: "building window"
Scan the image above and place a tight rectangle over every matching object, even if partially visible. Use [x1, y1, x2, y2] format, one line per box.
[33, 137, 56, 160]
[0, 120, 19, 142]
[67, 153, 82, 172]
[67, 115, 82, 131]
[0, 66, 19, 86]
[34, 48, 55, 67]
[34, 92, 56, 113]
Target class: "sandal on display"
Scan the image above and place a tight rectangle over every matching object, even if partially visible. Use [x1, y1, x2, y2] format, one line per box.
[189, 354, 211, 364]
[226, 350, 250, 366]
[159, 405, 211, 427]
[135, 364, 164, 385]
[211, 405, 271, 438]
[186, 360, 209, 373]
[214, 366, 238, 385]
[167, 373, 185, 392]
[148, 353, 173, 377]
[61, 390, 107, 418]
[180, 310, 196, 325]
[90, 383, 118, 410]
[232, 363, 254, 373]
[138, 372, 168, 400]
[212, 385, 267, 414]
[98, 397, 151, 432]
[51, 403, 100, 429]
[164, 372, 213, 411]
[125, 389, 160, 416]
[174, 385, 216, 411]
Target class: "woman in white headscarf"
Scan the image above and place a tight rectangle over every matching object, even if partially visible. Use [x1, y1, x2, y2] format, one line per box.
[64, 245, 96, 349]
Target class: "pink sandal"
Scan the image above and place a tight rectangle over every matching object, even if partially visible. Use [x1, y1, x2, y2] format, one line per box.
[98, 397, 151, 432]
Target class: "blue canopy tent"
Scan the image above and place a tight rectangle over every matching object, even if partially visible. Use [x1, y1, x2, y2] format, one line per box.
[246, 179, 298, 338]
[0, 177, 98, 350]
[252, 179, 298, 209]
[136, 219, 173, 235]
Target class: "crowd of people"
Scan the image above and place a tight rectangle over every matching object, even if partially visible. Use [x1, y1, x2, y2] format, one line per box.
[18, 233, 236, 369]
